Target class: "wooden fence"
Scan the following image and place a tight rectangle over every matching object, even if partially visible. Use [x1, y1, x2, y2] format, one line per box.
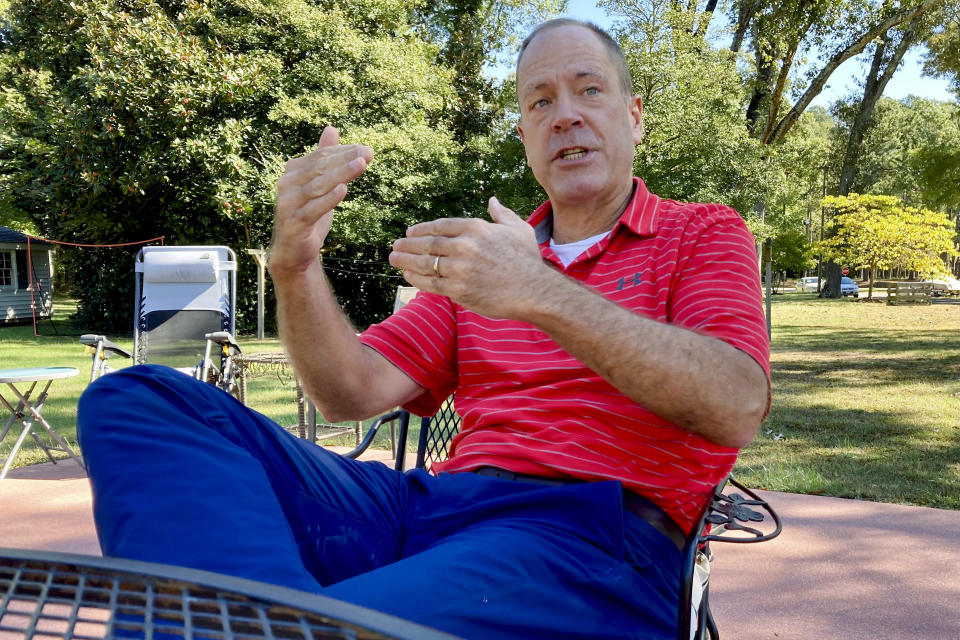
[886, 282, 933, 306]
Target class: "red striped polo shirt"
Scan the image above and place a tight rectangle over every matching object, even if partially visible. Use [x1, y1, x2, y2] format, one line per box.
[360, 178, 770, 533]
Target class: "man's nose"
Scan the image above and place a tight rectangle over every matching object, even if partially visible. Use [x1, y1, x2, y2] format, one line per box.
[551, 94, 583, 131]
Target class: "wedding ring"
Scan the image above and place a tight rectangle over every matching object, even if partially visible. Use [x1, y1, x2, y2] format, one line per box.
[433, 255, 441, 277]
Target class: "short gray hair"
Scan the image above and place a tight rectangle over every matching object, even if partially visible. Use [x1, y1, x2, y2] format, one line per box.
[515, 19, 634, 99]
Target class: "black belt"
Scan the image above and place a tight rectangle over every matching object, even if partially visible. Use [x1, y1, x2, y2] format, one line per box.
[472, 466, 686, 550]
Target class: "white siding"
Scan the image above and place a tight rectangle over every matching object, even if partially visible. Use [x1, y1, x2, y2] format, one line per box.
[0, 245, 54, 322]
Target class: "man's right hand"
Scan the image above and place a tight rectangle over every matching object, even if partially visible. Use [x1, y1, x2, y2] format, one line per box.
[269, 126, 373, 277]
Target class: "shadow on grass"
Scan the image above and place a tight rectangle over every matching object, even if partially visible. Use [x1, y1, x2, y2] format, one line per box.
[739, 395, 960, 509]
[774, 326, 957, 352]
[771, 327, 959, 389]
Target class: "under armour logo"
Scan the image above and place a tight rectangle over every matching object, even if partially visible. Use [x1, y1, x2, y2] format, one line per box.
[616, 273, 643, 291]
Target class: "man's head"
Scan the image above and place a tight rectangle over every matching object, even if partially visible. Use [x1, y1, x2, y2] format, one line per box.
[514, 20, 643, 220]
[516, 19, 633, 100]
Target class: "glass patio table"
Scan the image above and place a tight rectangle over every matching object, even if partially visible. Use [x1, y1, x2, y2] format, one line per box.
[0, 367, 84, 484]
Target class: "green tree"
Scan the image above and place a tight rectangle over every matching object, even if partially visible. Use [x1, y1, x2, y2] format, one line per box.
[835, 12, 937, 197]
[829, 97, 960, 271]
[410, 0, 563, 220]
[831, 97, 959, 209]
[727, 0, 949, 298]
[771, 227, 815, 276]
[924, 0, 960, 96]
[0, 0, 462, 331]
[730, 0, 946, 146]
[819, 193, 958, 297]
[601, 1, 772, 215]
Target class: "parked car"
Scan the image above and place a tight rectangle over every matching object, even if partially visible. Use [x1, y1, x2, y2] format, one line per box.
[922, 276, 960, 296]
[820, 276, 859, 297]
[840, 277, 859, 298]
[799, 276, 820, 293]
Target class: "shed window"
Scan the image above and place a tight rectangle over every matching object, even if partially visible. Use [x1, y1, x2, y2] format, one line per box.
[0, 252, 12, 287]
[15, 249, 29, 290]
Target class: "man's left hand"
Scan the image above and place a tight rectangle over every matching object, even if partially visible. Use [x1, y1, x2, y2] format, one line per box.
[390, 197, 556, 319]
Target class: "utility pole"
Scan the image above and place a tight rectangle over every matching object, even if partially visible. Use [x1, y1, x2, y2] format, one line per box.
[246, 248, 267, 340]
[764, 238, 772, 340]
[816, 165, 826, 293]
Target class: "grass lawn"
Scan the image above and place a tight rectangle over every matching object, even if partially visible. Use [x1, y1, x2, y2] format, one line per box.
[1, 294, 956, 511]
[735, 292, 959, 510]
[0, 299, 388, 469]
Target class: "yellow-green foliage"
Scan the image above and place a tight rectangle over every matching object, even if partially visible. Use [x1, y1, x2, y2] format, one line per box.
[819, 193, 958, 278]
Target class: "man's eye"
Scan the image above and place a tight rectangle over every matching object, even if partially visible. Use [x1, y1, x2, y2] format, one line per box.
[585, 87, 599, 95]
[534, 98, 550, 108]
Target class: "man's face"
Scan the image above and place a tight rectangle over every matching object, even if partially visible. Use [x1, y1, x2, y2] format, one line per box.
[516, 26, 642, 210]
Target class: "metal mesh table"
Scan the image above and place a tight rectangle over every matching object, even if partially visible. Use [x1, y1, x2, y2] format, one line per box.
[0, 549, 458, 640]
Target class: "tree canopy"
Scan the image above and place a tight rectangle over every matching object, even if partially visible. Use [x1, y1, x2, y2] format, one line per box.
[819, 193, 958, 297]
[1, 0, 958, 328]
[0, 0, 544, 329]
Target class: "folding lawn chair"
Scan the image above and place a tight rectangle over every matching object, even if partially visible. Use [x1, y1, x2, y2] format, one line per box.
[80, 246, 241, 396]
[346, 400, 781, 640]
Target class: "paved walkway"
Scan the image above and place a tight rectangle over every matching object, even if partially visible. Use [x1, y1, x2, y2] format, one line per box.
[1, 457, 957, 639]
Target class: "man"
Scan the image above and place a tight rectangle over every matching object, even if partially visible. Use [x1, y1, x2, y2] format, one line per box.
[79, 19, 769, 640]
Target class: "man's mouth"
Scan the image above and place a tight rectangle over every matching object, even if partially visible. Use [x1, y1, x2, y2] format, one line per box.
[557, 147, 589, 161]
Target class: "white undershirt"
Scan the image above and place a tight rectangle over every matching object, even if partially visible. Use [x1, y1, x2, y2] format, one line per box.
[549, 231, 611, 267]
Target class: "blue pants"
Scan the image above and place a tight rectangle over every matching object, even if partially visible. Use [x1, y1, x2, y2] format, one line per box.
[78, 365, 681, 639]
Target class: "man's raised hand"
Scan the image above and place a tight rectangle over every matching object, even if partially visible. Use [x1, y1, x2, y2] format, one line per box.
[389, 196, 557, 320]
[270, 126, 373, 276]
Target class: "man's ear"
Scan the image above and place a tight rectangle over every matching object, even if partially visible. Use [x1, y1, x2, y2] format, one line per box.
[630, 95, 644, 145]
[517, 124, 532, 167]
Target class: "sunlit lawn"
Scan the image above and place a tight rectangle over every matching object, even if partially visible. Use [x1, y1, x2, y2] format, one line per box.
[2, 294, 957, 511]
[0, 299, 392, 469]
[736, 292, 959, 510]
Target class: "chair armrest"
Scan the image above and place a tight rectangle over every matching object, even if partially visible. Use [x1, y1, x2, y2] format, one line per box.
[341, 410, 410, 461]
[80, 334, 132, 359]
[205, 331, 242, 353]
[702, 475, 782, 544]
[677, 475, 782, 640]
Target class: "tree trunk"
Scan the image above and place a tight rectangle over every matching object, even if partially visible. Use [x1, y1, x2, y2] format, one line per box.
[730, 0, 761, 53]
[838, 19, 921, 195]
[746, 39, 777, 136]
[693, 0, 719, 38]
[763, 0, 942, 146]
[821, 261, 843, 299]
[821, 18, 923, 300]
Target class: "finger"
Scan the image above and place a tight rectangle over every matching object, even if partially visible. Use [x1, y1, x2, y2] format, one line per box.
[389, 249, 446, 277]
[275, 183, 347, 233]
[283, 143, 368, 183]
[391, 235, 457, 257]
[308, 143, 373, 171]
[488, 196, 524, 226]
[301, 155, 368, 199]
[406, 217, 478, 238]
[294, 183, 348, 225]
[283, 144, 372, 192]
[399, 268, 446, 297]
[318, 126, 340, 149]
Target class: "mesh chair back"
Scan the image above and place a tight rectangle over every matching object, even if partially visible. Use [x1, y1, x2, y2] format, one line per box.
[134, 246, 237, 371]
[415, 397, 460, 471]
[141, 310, 228, 370]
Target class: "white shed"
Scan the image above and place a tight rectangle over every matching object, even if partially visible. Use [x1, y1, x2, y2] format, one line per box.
[0, 226, 54, 323]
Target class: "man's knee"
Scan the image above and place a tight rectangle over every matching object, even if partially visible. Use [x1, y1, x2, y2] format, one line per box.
[78, 364, 196, 447]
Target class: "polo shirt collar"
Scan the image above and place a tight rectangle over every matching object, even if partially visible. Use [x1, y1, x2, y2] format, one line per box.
[527, 177, 660, 244]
